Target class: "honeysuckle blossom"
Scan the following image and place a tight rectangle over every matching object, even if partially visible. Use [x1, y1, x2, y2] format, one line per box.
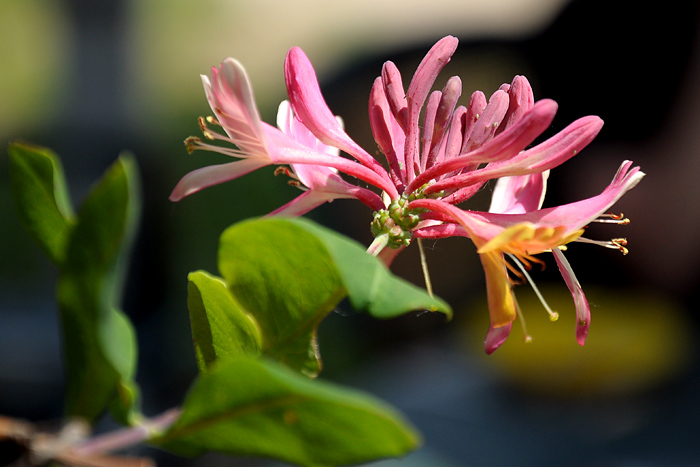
[171, 35, 644, 353]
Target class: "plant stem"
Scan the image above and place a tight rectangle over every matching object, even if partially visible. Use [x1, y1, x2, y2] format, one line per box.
[70, 408, 181, 457]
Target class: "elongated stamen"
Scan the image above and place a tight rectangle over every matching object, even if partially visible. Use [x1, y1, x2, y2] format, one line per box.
[575, 237, 629, 254]
[507, 253, 559, 322]
[417, 238, 433, 297]
[198, 116, 267, 153]
[590, 212, 630, 225]
[274, 165, 293, 177]
[513, 296, 533, 343]
[184, 137, 247, 157]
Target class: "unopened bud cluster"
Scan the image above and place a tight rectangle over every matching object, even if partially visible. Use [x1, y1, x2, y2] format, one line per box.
[371, 195, 426, 249]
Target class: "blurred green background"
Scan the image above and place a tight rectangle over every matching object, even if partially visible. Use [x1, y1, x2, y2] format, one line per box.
[2, 0, 700, 465]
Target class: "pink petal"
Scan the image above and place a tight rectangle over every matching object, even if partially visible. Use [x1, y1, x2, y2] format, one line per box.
[462, 91, 488, 143]
[169, 158, 271, 201]
[206, 59, 268, 157]
[477, 160, 644, 233]
[284, 47, 396, 196]
[420, 91, 442, 170]
[404, 36, 459, 183]
[408, 99, 558, 194]
[291, 164, 384, 211]
[484, 322, 513, 354]
[381, 61, 409, 133]
[488, 171, 549, 214]
[426, 114, 603, 195]
[440, 105, 467, 164]
[369, 78, 406, 188]
[552, 248, 590, 346]
[276, 100, 339, 158]
[413, 222, 469, 239]
[499, 75, 535, 132]
[423, 76, 462, 170]
[462, 89, 509, 152]
[262, 126, 398, 197]
[267, 176, 381, 216]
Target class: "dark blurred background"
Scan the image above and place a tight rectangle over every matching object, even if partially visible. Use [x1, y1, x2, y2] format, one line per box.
[2, 0, 700, 465]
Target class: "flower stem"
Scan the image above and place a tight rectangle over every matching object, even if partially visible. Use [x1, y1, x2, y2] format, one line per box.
[70, 408, 181, 457]
[367, 233, 389, 257]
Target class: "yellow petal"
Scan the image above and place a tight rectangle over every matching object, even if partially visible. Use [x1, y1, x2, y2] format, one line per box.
[479, 250, 516, 327]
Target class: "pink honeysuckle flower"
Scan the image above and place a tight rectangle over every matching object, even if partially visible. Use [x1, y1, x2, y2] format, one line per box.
[169, 57, 388, 212]
[410, 160, 644, 353]
[171, 36, 644, 353]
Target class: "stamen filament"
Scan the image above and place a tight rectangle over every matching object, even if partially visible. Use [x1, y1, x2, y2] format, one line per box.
[507, 253, 559, 322]
[417, 238, 434, 297]
[575, 237, 629, 254]
[513, 296, 533, 343]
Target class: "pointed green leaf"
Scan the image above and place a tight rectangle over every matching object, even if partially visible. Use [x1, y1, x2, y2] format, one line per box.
[218, 219, 346, 378]
[8, 142, 75, 265]
[155, 357, 421, 466]
[203, 218, 450, 377]
[294, 219, 452, 320]
[57, 155, 141, 423]
[187, 270, 262, 372]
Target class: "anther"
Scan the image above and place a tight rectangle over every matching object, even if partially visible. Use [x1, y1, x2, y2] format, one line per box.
[184, 136, 201, 153]
[514, 298, 533, 343]
[592, 213, 630, 225]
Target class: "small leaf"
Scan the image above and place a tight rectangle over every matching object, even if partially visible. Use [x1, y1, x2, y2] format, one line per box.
[57, 155, 141, 422]
[8, 142, 75, 265]
[154, 357, 420, 466]
[187, 270, 262, 372]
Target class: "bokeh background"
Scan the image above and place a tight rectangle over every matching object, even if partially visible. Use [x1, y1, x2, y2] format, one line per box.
[2, 0, 700, 465]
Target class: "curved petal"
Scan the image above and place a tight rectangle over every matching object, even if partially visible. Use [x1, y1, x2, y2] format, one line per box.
[404, 35, 459, 183]
[276, 100, 339, 158]
[381, 61, 408, 132]
[426, 114, 603, 195]
[489, 170, 549, 214]
[499, 75, 535, 132]
[170, 157, 271, 201]
[369, 78, 406, 188]
[552, 247, 591, 346]
[263, 126, 398, 196]
[205, 59, 268, 157]
[462, 89, 509, 152]
[284, 47, 396, 196]
[477, 160, 645, 233]
[267, 189, 355, 217]
[480, 250, 517, 328]
[291, 164, 385, 211]
[484, 322, 512, 354]
[407, 99, 558, 194]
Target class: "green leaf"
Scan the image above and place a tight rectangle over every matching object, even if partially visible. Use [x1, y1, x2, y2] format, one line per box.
[8, 142, 75, 266]
[154, 357, 420, 466]
[195, 218, 450, 378]
[187, 270, 262, 372]
[218, 219, 347, 378]
[294, 219, 452, 320]
[56, 155, 141, 423]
